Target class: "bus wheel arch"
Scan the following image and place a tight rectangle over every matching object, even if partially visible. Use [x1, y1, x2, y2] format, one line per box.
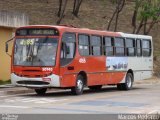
[117, 69, 134, 90]
[77, 71, 87, 86]
[70, 71, 87, 95]
[127, 69, 134, 82]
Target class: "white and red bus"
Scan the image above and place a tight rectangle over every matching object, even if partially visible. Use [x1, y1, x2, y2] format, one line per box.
[6, 25, 153, 95]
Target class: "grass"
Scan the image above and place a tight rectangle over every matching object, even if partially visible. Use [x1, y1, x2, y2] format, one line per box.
[0, 79, 11, 85]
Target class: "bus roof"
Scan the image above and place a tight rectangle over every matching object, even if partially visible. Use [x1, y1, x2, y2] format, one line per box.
[17, 25, 121, 37]
[118, 32, 152, 39]
[17, 25, 152, 39]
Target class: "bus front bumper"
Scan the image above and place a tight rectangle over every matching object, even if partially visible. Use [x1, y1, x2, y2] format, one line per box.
[11, 73, 60, 88]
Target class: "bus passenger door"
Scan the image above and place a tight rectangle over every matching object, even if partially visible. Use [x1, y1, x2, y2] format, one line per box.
[60, 33, 77, 87]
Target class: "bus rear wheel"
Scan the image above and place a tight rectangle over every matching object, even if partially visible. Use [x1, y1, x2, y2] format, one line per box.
[89, 85, 102, 91]
[35, 88, 47, 95]
[71, 75, 84, 95]
[117, 73, 133, 90]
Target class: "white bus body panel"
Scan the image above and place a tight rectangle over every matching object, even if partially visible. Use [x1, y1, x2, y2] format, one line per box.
[11, 73, 61, 88]
[119, 33, 153, 83]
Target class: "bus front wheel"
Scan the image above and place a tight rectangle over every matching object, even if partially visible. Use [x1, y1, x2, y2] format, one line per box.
[117, 73, 133, 90]
[35, 88, 47, 95]
[71, 75, 84, 95]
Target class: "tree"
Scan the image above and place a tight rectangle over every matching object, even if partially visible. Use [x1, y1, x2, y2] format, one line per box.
[72, 0, 83, 17]
[57, 0, 68, 24]
[132, 0, 160, 35]
[56, 0, 83, 24]
[57, 0, 62, 17]
[107, 0, 126, 31]
[131, 0, 142, 33]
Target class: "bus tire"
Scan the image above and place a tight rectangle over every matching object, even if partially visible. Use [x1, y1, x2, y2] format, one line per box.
[89, 85, 102, 91]
[71, 75, 84, 95]
[35, 88, 47, 95]
[117, 73, 133, 90]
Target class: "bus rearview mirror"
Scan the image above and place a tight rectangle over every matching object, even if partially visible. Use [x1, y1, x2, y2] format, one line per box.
[6, 43, 8, 53]
[5, 37, 15, 57]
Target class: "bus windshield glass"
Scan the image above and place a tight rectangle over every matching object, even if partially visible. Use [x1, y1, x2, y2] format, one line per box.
[14, 37, 58, 66]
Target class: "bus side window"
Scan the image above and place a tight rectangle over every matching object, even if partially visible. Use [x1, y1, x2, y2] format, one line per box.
[104, 37, 114, 56]
[142, 39, 151, 57]
[60, 33, 76, 66]
[78, 34, 90, 56]
[136, 39, 142, 57]
[114, 37, 125, 56]
[125, 38, 135, 56]
[90, 36, 102, 56]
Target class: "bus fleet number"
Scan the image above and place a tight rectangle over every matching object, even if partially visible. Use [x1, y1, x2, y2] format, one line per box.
[42, 67, 53, 72]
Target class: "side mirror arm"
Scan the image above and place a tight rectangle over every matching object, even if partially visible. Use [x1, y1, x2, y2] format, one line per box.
[5, 37, 15, 57]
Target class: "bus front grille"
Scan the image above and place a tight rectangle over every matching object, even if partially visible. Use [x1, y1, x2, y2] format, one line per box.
[14, 73, 52, 78]
[17, 81, 49, 85]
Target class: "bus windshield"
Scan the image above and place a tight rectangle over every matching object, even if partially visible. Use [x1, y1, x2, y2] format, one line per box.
[14, 37, 58, 66]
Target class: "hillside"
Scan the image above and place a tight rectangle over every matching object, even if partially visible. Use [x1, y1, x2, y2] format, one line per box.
[0, 0, 160, 74]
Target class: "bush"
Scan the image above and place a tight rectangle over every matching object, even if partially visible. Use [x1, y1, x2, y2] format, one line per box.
[0, 79, 11, 85]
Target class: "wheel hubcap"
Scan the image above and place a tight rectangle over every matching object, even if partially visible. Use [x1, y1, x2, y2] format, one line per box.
[77, 79, 83, 91]
[127, 76, 132, 88]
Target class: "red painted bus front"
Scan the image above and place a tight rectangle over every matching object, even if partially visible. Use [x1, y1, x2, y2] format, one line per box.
[11, 26, 62, 88]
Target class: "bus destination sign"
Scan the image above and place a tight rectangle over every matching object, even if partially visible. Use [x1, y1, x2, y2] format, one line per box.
[16, 28, 59, 36]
